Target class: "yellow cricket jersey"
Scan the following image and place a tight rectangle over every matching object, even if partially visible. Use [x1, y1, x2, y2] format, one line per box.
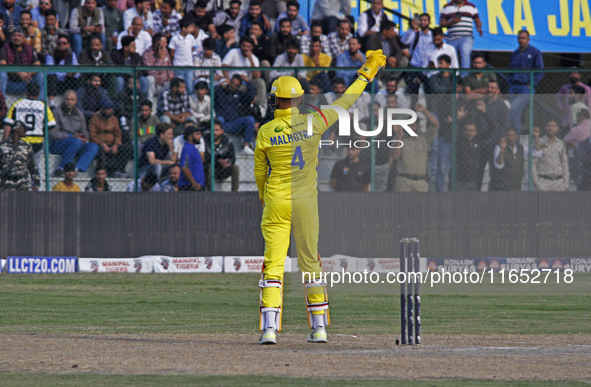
[254, 78, 368, 202]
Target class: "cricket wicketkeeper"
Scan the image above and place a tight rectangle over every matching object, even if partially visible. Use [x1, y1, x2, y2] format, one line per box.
[254, 50, 387, 344]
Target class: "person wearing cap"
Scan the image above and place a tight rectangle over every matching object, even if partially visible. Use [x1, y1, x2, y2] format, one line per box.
[0, 26, 43, 97]
[178, 124, 205, 191]
[52, 162, 81, 191]
[89, 98, 127, 177]
[0, 121, 40, 191]
[254, 50, 387, 345]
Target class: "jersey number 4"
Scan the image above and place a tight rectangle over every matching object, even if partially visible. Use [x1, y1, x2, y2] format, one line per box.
[291, 146, 305, 170]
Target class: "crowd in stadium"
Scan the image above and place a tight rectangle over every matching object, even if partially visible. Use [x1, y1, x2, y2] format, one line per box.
[0, 0, 590, 192]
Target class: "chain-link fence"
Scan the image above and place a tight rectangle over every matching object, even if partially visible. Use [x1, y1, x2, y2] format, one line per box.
[0, 65, 589, 192]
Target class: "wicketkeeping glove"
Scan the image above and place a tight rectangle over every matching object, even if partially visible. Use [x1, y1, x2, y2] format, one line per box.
[357, 49, 387, 82]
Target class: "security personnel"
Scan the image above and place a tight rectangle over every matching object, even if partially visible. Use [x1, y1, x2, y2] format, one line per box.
[254, 50, 386, 344]
[0, 121, 40, 191]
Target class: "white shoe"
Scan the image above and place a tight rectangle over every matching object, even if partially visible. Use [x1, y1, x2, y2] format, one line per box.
[240, 146, 255, 156]
[259, 328, 277, 345]
[307, 328, 327, 343]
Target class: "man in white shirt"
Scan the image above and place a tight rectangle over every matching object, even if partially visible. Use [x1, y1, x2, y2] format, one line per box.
[169, 17, 196, 94]
[194, 37, 223, 86]
[426, 27, 458, 77]
[357, 0, 390, 39]
[222, 35, 266, 106]
[117, 16, 151, 55]
[123, 0, 153, 34]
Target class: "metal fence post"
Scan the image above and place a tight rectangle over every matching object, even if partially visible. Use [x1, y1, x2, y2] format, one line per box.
[43, 67, 50, 191]
[451, 71, 457, 192]
[210, 69, 216, 191]
[528, 70, 535, 191]
[133, 69, 139, 192]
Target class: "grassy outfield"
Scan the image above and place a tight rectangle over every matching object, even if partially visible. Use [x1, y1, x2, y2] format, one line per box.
[1, 273, 590, 386]
[0, 273, 589, 335]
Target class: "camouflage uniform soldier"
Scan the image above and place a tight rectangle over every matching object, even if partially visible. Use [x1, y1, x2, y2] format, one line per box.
[0, 122, 40, 191]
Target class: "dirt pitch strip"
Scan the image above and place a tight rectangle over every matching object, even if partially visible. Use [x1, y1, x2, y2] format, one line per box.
[1, 333, 590, 382]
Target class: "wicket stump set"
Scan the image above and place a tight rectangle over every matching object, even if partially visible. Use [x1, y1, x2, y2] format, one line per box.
[400, 238, 421, 345]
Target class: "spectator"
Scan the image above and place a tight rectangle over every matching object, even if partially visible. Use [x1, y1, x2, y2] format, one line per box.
[46, 34, 80, 106]
[439, 0, 482, 72]
[213, 0, 243, 33]
[21, 10, 41, 53]
[155, 0, 181, 12]
[203, 119, 239, 191]
[77, 74, 110, 121]
[112, 35, 149, 96]
[123, 0, 153, 34]
[116, 0, 134, 12]
[214, 74, 256, 155]
[392, 103, 439, 192]
[330, 147, 370, 191]
[326, 18, 352, 61]
[568, 85, 590, 129]
[269, 38, 306, 82]
[357, 0, 390, 41]
[462, 52, 497, 100]
[311, 0, 351, 35]
[178, 125, 205, 191]
[189, 81, 212, 124]
[0, 14, 9, 48]
[564, 109, 591, 148]
[194, 37, 223, 86]
[126, 168, 161, 191]
[102, 0, 123, 52]
[249, 21, 271, 65]
[89, 98, 128, 177]
[54, 0, 71, 28]
[0, 121, 40, 191]
[116, 76, 147, 135]
[52, 162, 81, 191]
[336, 36, 365, 87]
[138, 121, 176, 176]
[377, 75, 409, 109]
[78, 34, 112, 66]
[359, 102, 396, 192]
[426, 27, 458, 72]
[85, 164, 112, 191]
[157, 77, 196, 135]
[69, 0, 106, 57]
[365, 20, 404, 69]
[3, 82, 55, 154]
[508, 29, 544, 135]
[400, 13, 434, 105]
[300, 20, 328, 57]
[117, 16, 151, 55]
[49, 90, 98, 175]
[137, 100, 160, 145]
[161, 163, 180, 191]
[324, 76, 346, 104]
[275, 1, 308, 36]
[0, 27, 43, 97]
[222, 36, 265, 107]
[169, 17, 196, 94]
[215, 25, 238, 58]
[172, 119, 205, 161]
[577, 132, 591, 190]
[0, 0, 23, 33]
[302, 36, 331, 92]
[303, 78, 328, 106]
[456, 121, 481, 191]
[189, 15, 209, 60]
[428, 54, 454, 191]
[490, 128, 525, 191]
[239, 0, 271, 38]
[39, 9, 66, 60]
[269, 18, 294, 63]
[0, 88, 6, 122]
[532, 121, 569, 191]
[142, 33, 174, 107]
[187, 0, 217, 39]
[556, 68, 591, 130]
[153, 0, 180, 38]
